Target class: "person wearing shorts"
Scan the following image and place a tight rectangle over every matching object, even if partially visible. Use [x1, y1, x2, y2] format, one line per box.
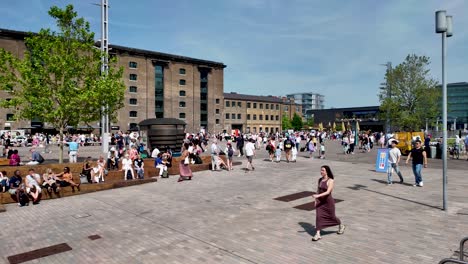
[244, 138, 256, 172]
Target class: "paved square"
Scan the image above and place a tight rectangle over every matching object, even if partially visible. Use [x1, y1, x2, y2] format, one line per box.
[1, 141, 467, 263]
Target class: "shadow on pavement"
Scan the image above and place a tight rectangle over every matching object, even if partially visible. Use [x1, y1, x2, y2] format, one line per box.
[298, 222, 336, 237]
[346, 184, 441, 210]
[371, 178, 414, 187]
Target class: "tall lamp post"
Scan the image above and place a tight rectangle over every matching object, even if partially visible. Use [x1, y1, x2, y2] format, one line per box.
[100, 0, 109, 155]
[435, 10, 453, 211]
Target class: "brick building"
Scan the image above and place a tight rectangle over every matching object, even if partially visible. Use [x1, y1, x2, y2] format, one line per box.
[223, 92, 302, 134]
[0, 28, 226, 133]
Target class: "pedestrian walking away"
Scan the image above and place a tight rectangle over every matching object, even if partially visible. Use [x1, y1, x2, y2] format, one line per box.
[405, 139, 427, 187]
[311, 165, 345, 241]
[387, 139, 404, 184]
[244, 138, 256, 172]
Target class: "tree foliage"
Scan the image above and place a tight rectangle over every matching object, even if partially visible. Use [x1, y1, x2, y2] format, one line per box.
[379, 54, 441, 131]
[282, 114, 292, 130]
[305, 116, 314, 128]
[291, 112, 303, 131]
[0, 5, 125, 162]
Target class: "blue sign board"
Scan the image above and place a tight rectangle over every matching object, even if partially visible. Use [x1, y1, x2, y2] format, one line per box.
[375, 148, 389, 173]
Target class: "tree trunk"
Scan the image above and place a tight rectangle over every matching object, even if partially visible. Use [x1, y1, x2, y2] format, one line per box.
[59, 127, 64, 164]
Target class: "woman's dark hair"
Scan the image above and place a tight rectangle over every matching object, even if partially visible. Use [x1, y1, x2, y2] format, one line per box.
[321, 165, 334, 179]
[13, 149, 18, 154]
[64, 167, 70, 173]
[183, 143, 189, 150]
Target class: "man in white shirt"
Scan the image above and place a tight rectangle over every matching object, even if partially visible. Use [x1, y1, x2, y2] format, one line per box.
[151, 146, 160, 159]
[245, 138, 256, 172]
[210, 139, 219, 171]
[388, 139, 404, 184]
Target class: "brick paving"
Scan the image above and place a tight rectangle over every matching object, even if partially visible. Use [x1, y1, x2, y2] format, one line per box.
[1, 140, 467, 263]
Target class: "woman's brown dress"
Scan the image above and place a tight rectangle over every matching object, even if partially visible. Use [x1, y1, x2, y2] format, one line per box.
[315, 178, 341, 230]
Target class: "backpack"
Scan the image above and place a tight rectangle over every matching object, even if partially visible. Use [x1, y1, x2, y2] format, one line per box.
[266, 144, 271, 151]
[18, 190, 29, 206]
[228, 147, 234, 157]
[284, 141, 292, 149]
[37, 154, 44, 164]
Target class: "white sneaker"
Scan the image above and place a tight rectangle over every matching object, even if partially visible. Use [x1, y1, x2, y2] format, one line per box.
[419, 182, 423, 187]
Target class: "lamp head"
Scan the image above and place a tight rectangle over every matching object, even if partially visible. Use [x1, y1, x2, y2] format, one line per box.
[446, 15, 453, 37]
[435, 10, 447, 33]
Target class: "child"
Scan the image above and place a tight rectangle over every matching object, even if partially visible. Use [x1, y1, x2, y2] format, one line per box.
[275, 140, 282, 163]
[226, 143, 234, 171]
[308, 139, 315, 159]
[291, 146, 298, 162]
[320, 144, 326, 159]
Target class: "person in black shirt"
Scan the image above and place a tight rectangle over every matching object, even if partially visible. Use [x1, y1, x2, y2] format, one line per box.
[406, 139, 427, 187]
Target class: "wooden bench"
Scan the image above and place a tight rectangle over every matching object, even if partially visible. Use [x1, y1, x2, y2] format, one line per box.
[0, 155, 231, 206]
[0, 158, 10, 166]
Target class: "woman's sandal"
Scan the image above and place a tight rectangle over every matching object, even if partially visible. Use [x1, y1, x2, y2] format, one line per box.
[311, 235, 321, 241]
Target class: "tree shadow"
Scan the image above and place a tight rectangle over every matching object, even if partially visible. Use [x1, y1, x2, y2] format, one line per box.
[298, 222, 336, 236]
[346, 184, 441, 210]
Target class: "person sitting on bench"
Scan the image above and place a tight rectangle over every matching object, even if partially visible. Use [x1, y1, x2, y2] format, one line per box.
[55, 167, 80, 192]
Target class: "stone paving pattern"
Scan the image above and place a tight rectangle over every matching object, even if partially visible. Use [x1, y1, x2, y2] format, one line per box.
[1, 141, 467, 263]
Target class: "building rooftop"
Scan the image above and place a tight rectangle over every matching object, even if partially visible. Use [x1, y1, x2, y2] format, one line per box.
[0, 28, 226, 69]
[223, 92, 284, 103]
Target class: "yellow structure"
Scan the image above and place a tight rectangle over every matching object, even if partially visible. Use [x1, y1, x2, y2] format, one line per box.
[393, 132, 425, 155]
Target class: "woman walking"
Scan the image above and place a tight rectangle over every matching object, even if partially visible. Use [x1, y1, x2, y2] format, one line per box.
[312, 165, 345, 241]
[178, 143, 193, 182]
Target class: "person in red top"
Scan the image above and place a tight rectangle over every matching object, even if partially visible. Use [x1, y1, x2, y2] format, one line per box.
[9, 149, 20, 166]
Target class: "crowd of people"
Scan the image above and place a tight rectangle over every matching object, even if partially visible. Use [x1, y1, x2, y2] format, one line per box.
[0, 167, 81, 207]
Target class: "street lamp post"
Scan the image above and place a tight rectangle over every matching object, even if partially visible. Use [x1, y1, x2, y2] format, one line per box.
[100, 0, 109, 155]
[435, 10, 453, 211]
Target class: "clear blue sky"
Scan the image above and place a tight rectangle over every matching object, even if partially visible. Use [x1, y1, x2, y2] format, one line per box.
[1, 0, 467, 108]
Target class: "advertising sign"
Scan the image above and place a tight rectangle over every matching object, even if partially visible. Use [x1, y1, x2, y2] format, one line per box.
[375, 148, 389, 173]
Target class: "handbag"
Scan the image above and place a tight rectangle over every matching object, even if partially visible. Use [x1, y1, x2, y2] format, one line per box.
[79, 173, 88, 184]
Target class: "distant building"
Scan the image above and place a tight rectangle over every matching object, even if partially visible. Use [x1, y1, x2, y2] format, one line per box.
[223, 93, 301, 134]
[306, 106, 384, 132]
[286, 92, 324, 118]
[442, 82, 468, 130]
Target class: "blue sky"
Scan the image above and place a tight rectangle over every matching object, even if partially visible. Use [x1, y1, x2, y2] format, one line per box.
[1, 0, 467, 108]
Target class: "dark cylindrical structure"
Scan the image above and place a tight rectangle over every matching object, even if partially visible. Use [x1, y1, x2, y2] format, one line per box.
[138, 118, 186, 152]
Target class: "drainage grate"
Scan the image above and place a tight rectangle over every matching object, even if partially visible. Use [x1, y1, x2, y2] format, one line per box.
[7, 243, 72, 264]
[88, 235, 102, 240]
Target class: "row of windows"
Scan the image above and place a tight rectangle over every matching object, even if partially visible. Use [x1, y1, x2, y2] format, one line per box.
[226, 101, 281, 109]
[224, 114, 280, 121]
[226, 101, 242, 107]
[225, 113, 242, 120]
[247, 127, 280, 133]
[247, 114, 279, 121]
[129, 61, 186, 75]
[129, 86, 187, 97]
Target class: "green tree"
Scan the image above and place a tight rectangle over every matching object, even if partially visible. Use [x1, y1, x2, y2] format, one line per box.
[282, 114, 292, 131]
[379, 54, 441, 131]
[305, 116, 314, 128]
[0, 5, 125, 163]
[291, 112, 303, 131]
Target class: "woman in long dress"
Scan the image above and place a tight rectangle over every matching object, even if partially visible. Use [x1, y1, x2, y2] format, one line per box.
[178, 143, 192, 182]
[312, 165, 346, 241]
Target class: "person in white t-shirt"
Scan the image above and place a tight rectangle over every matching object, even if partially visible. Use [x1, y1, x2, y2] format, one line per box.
[244, 138, 256, 172]
[387, 139, 404, 184]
